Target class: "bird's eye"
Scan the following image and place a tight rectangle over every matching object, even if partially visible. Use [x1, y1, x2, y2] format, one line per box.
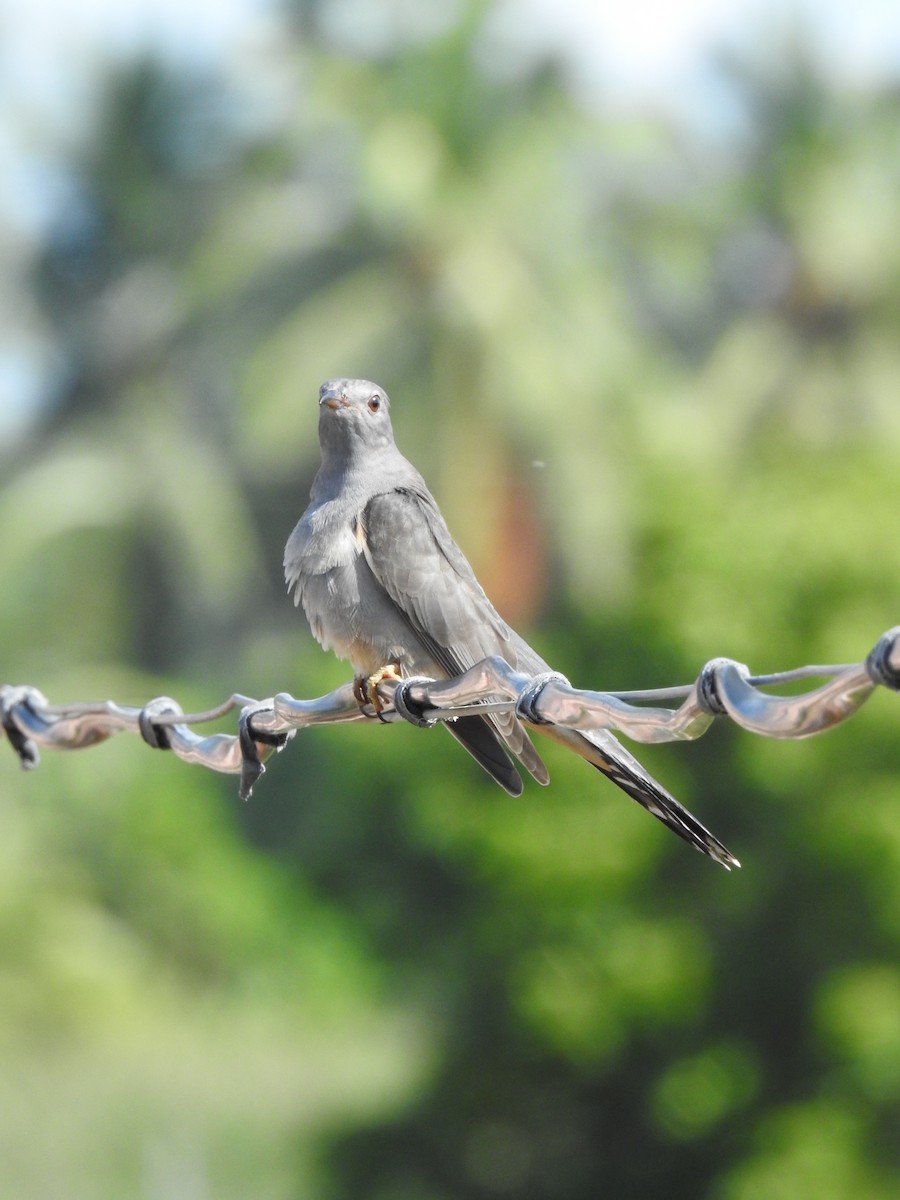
[367, 395, 381, 413]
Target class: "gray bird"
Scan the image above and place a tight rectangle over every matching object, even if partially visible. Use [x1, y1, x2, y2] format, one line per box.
[284, 378, 739, 869]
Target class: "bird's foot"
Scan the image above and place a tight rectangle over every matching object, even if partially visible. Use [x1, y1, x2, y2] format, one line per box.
[353, 662, 403, 720]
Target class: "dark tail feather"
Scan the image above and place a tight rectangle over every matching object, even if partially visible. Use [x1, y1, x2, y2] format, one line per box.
[540, 725, 740, 870]
[443, 708, 739, 869]
[444, 715, 524, 796]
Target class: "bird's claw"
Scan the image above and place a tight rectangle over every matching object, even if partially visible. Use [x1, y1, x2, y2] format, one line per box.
[353, 662, 403, 720]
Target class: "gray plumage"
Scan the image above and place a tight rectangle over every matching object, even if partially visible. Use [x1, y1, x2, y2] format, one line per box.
[285, 378, 739, 870]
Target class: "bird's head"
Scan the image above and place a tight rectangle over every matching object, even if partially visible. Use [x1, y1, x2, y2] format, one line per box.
[317, 378, 395, 462]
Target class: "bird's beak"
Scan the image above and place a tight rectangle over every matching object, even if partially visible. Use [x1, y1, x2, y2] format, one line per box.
[319, 388, 350, 411]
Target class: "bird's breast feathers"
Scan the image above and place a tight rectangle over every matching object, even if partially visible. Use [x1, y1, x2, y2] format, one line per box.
[284, 497, 426, 674]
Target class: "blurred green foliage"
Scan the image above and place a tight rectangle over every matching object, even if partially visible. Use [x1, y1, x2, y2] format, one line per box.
[2, 2, 900, 1196]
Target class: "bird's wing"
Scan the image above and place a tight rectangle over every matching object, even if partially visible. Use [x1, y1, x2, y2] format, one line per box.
[361, 486, 548, 787]
[362, 487, 514, 671]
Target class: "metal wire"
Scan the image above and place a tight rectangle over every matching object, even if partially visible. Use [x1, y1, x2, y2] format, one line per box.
[2, 626, 899, 802]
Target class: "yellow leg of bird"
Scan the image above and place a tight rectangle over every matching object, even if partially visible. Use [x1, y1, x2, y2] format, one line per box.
[352, 661, 403, 717]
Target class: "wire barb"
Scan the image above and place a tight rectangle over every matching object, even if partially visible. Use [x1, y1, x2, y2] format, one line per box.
[866, 625, 900, 691]
[515, 672, 570, 724]
[138, 697, 182, 750]
[0, 685, 45, 769]
[393, 678, 440, 728]
[695, 658, 750, 716]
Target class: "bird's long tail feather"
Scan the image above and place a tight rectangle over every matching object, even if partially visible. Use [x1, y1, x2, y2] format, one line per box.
[444, 716, 526, 796]
[539, 725, 740, 870]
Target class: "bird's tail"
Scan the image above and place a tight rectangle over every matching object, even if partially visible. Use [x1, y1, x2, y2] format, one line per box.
[443, 705, 549, 797]
[443, 715, 527, 796]
[539, 724, 740, 870]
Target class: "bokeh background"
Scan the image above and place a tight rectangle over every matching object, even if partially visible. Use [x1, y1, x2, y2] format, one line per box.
[2, 0, 900, 1196]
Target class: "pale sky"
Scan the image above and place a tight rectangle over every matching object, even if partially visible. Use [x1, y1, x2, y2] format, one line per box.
[4, 0, 900, 172]
[520, 0, 900, 93]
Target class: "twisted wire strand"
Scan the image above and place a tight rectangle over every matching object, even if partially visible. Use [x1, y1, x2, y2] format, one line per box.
[2, 626, 899, 802]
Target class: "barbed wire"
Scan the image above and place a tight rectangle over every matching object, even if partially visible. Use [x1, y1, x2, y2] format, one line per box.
[3, 626, 899, 805]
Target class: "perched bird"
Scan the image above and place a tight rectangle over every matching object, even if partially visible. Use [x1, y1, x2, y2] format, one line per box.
[284, 379, 738, 869]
